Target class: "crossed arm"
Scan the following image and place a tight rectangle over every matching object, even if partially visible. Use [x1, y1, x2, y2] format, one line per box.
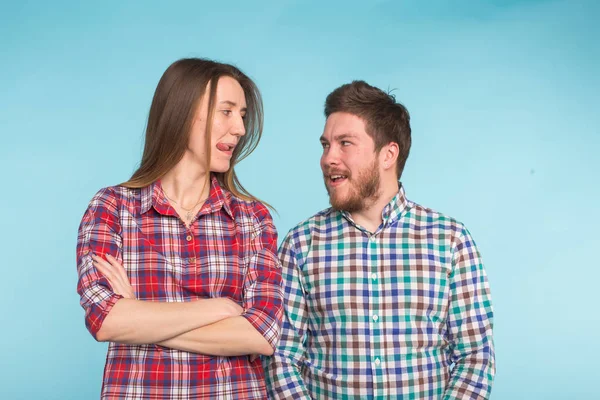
[76, 188, 282, 357]
[92, 254, 274, 356]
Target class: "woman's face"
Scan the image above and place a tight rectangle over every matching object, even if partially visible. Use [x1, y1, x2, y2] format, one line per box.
[187, 76, 247, 173]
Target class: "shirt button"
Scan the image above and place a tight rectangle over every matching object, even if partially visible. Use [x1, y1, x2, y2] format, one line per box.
[371, 273, 377, 280]
[372, 315, 379, 322]
[374, 358, 381, 366]
[186, 235, 193, 242]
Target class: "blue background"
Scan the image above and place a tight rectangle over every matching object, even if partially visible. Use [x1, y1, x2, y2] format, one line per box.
[1, 0, 598, 398]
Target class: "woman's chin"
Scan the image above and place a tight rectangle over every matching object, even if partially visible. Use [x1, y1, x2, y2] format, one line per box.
[210, 162, 231, 174]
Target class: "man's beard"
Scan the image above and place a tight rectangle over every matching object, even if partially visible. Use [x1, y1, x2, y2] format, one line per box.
[325, 159, 381, 213]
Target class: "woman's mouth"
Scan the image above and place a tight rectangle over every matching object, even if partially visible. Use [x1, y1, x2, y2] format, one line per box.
[216, 142, 235, 156]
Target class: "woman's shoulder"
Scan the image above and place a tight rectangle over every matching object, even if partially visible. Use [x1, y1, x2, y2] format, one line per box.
[227, 192, 273, 221]
[87, 185, 143, 209]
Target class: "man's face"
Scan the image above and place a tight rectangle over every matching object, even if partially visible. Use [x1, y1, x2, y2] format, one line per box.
[320, 112, 381, 213]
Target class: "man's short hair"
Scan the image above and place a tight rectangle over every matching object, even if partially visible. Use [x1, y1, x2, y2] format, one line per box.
[324, 80, 412, 178]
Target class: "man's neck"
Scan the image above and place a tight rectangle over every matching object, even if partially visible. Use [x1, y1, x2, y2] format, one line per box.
[350, 179, 399, 234]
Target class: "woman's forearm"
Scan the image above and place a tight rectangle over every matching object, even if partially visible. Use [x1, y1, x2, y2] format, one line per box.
[158, 316, 274, 356]
[96, 298, 242, 344]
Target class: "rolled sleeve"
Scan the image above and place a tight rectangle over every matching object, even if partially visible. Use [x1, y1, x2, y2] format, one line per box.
[443, 226, 495, 399]
[241, 204, 283, 350]
[76, 187, 124, 340]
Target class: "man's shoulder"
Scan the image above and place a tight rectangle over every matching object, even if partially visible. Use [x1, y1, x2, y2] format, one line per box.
[280, 207, 339, 246]
[288, 207, 337, 233]
[404, 198, 467, 234]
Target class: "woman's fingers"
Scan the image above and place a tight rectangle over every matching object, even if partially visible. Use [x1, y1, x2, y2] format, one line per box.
[106, 254, 132, 286]
[93, 254, 136, 299]
[105, 255, 136, 299]
[93, 255, 116, 282]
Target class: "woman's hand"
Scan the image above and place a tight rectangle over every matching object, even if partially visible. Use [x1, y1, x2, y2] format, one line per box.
[93, 254, 136, 299]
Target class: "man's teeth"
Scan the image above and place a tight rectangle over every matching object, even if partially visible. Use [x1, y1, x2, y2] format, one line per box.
[331, 175, 347, 181]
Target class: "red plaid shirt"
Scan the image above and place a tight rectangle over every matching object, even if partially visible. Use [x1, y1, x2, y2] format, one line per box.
[76, 176, 283, 399]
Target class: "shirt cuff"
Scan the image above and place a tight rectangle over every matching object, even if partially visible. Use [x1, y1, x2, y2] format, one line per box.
[242, 306, 282, 350]
[85, 293, 124, 340]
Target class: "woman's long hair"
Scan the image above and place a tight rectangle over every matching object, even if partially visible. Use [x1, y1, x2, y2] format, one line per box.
[121, 58, 264, 204]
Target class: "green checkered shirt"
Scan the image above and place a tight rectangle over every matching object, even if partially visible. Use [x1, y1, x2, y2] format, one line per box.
[264, 185, 495, 399]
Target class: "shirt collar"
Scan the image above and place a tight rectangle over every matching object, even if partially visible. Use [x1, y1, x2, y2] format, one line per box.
[381, 183, 409, 226]
[202, 175, 234, 219]
[140, 175, 234, 219]
[338, 182, 409, 229]
[140, 182, 162, 215]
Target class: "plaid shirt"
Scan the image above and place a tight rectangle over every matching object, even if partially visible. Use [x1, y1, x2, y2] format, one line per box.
[76, 176, 283, 399]
[264, 185, 495, 399]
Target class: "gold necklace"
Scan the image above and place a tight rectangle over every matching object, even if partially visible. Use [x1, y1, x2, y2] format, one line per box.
[163, 190, 205, 222]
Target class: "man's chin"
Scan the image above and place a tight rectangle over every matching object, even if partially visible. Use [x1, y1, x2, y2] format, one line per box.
[325, 184, 339, 198]
[328, 194, 341, 210]
[329, 195, 349, 211]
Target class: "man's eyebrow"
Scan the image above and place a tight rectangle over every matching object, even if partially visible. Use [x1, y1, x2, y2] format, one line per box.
[219, 100, 247, 111]
[335, 133, 358, 140]
[320, 133, 358, 142]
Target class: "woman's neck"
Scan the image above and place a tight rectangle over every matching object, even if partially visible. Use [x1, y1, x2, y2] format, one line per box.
[160, 157, 210, 208]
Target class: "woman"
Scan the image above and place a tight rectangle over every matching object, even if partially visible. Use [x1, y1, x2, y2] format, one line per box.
[76, 58, 282, 399]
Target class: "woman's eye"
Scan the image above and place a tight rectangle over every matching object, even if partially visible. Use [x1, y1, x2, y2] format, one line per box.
[222, 110, 232, 116]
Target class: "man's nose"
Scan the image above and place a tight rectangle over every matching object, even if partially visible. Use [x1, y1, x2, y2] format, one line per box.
[321, 145, 340, 168]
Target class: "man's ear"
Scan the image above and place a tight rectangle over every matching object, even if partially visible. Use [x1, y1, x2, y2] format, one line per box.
[381, 142, 399, 170]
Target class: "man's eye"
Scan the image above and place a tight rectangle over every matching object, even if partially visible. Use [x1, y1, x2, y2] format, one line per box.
[341, 141, 351, 146]
[321, 142, 329, 149]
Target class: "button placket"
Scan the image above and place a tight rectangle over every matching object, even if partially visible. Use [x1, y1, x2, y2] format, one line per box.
[184, 229, 197, 273]
[368, 232, 384, 397]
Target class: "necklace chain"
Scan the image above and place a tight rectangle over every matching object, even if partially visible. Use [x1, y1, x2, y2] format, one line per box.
[163, 190, 205, 222]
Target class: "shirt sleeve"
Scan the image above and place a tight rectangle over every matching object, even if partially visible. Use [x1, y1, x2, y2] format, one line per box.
[263, 231, 312, 399]
[241, 203, 284, 350]
[76, 187, 124, 340]
[443, 226, 495, 399]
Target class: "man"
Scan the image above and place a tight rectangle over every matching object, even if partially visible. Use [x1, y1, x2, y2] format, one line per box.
[264, 81, 495, 399]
